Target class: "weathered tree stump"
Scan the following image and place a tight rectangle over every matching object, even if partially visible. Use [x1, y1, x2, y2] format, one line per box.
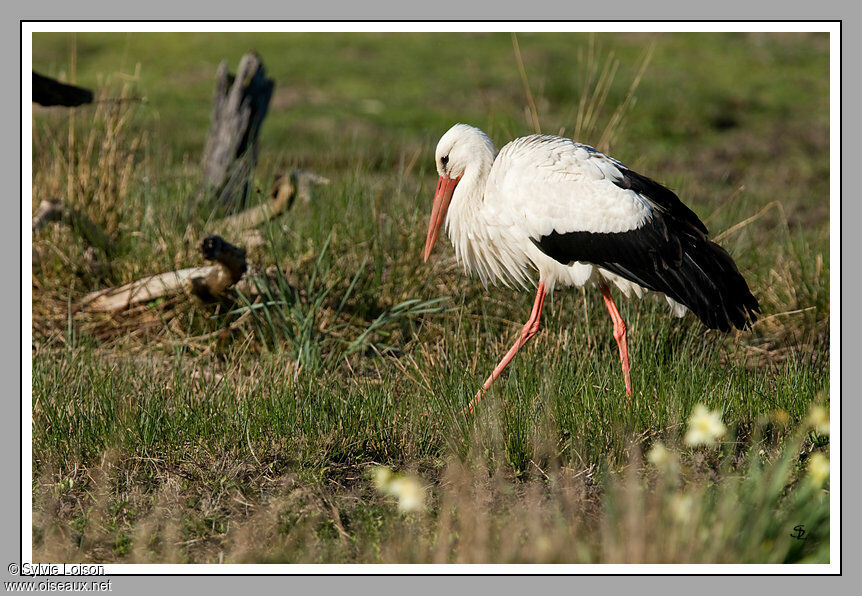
[200, 52, 274, 212]
[32, 71, 93, 107]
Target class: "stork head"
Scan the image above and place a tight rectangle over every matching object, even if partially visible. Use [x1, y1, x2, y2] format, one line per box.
[424, 124, 495, 262]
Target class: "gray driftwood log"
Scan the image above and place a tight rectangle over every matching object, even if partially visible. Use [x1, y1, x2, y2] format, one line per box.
[80, 235, 250, 313]
[79, 172, 327, 313]
[200, 52, 274, 212]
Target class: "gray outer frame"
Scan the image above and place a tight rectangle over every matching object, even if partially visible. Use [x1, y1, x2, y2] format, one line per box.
[12, 1, 852, 593]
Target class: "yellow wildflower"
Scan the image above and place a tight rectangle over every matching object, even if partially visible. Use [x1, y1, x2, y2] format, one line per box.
[671, 493, 695, 523]
[807, 452, 829, 487]
[684, 404, 727, 447]
[808, 405, 830, 435]
[647, 442, 677, 472]
[372, 466, 392, 491]
[388, 476, 425, 513]
[371, 466, 425, 513]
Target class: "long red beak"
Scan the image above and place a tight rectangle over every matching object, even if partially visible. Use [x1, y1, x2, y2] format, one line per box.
[424, 175, 460, 262]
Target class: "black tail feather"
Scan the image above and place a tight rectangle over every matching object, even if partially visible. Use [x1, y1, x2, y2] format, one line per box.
[533, 220, 760, 331]
[532, 162, 760, 331]
[602, 236, 760, 331]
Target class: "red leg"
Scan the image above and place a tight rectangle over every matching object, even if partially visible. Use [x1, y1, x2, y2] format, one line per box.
[464, 282, 547, 415]
[599, 282, 633, 396]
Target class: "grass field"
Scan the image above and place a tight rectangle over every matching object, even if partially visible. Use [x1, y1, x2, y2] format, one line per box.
[30, 31, 830, 565]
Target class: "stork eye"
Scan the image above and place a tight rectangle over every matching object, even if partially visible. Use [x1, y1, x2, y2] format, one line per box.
[441, 155, 449, 165]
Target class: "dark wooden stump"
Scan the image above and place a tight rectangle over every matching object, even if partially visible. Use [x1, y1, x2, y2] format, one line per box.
[191, 235, 248, 302]
[200, 52, 274, 212]
[32, 71, 93, 107]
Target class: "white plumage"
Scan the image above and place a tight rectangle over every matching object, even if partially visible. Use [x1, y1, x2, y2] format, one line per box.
[424, 123, 759, 411]
[434, 124, 675, 309]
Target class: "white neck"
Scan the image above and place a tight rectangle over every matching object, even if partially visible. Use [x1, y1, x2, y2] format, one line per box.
[445, 142, 530, 289]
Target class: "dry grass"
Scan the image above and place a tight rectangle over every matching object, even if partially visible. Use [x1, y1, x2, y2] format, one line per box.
[32, 68, 145, 240]
[32, 419, 829, 565]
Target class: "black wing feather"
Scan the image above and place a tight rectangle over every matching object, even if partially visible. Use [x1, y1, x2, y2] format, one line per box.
[614, 167, 708, 236]
[532, 171, 759, 331]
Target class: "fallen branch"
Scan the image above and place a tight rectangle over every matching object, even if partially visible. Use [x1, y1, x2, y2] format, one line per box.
[79, 235, 254, 313]
[79, 266, 218, 312]
[83, 166, 329, 313]
[32, 197, 114, 255]
[213, 169, 330, 237]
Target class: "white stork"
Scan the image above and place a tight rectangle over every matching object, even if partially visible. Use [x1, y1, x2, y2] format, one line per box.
[423, 124, 759, 413]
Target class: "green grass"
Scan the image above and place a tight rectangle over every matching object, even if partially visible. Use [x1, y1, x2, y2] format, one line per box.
[31, 31, 830, 564]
